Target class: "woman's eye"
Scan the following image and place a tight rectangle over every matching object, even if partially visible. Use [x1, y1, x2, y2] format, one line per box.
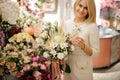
[79, 4, 82, 7]
[79, 4, 88, 10]
[84, 7, 88, 10]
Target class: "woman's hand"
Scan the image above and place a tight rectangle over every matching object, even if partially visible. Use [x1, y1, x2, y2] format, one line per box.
[70, 35, 92, 56]
[70, 35, 85, 49]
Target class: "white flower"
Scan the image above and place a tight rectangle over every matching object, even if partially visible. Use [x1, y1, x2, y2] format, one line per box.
[60, 43, 68, 49]
[50, 42, 58, 49]
[43, 52, 50, 58]
[35, 38, 44, 46]
[57, 53, 65, 60]
[53, 35, 62, 43]
[40, 31, 48, 39]
[0, 1, 19, 24]
[50, 50, 57, 57]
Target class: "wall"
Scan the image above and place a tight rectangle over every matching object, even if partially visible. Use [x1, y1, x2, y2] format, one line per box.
[43, 0, 62, 24]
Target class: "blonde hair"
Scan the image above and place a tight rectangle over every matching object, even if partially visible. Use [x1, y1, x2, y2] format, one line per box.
[74, 0, 96, 23]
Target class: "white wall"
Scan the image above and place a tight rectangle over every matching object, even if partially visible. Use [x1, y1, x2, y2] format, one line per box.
[43, 0, 62, 24]
[95, 0, 101, 25]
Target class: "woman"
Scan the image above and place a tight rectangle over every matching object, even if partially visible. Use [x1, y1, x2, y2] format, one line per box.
[62, 0, 100, 80]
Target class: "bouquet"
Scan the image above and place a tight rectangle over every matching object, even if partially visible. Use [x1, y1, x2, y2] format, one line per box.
[34, 22, 74, 80]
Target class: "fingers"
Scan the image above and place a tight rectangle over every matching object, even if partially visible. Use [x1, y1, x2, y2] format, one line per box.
[70, 36, 84, 45]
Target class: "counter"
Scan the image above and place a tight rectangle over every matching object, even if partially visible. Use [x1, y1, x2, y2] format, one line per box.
[92, 30, 120, 68]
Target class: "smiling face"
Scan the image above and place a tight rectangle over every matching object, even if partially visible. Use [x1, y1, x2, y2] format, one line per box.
[74, 0, 88, 21]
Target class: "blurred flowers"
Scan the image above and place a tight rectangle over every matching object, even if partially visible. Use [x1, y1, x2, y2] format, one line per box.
[17, 12, 42, 28]
[0, 1, 73, 79]
[100, 0, 119, 9]
[0, 1, 19, 24]
[0, 30, 5, 46]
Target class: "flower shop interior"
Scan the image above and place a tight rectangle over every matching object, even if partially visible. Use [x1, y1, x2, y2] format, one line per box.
[0, 0, 120, 80]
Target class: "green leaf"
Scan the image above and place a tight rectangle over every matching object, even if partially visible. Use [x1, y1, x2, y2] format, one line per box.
[60, 63, 71, 73]
[65, 63, 71, 73]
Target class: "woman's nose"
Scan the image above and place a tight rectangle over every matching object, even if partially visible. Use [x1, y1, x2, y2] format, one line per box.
[79, 7, 84, 11]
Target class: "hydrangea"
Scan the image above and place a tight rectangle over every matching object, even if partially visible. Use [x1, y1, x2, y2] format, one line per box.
[0, 1, 20, 24]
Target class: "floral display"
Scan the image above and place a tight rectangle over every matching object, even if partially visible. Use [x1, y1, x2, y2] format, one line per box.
[0, 15, 21, 47]
[100, 0, 119, 19]
[17, 12, 42, 28]
[0, 1, 74, 80]
[100, 0, 119, 9]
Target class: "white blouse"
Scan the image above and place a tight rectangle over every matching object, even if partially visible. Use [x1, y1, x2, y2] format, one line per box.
[63, 19, 100, 80]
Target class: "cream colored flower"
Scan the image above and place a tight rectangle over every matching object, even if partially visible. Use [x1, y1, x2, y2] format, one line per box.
[6, 62, 16, 70]
[9, 32, 34, 43]
[43, 52, 50, 58]
[0, 1, 19, 24]
[23, 56, 32, 63]
[60, 43, 68, 49]
[57, 53, 65, 60]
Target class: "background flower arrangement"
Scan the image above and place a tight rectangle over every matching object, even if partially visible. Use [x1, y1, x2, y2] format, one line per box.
[0, 1, 74, 80]
[0, 1, 50, 80]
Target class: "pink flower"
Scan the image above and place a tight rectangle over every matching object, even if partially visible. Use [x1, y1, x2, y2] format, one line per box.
[47, 74, 51, 80]
[45, 61, 51, 67]
[33, 71, 42, 80]
[40, 64, 47, 71]
[100, 0, 119, 9]
[32, 62, 39, 68]
[23, 64, 30, 71]
[26, 49, 34, 54]
[32, 56, 40, 62]
[33, 27, 42, 37]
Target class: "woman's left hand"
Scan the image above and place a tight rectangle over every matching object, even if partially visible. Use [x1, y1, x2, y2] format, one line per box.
[70, 35, 85, 49]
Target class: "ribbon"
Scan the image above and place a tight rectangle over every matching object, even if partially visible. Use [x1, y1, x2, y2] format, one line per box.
[52, 60, 61, 80]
